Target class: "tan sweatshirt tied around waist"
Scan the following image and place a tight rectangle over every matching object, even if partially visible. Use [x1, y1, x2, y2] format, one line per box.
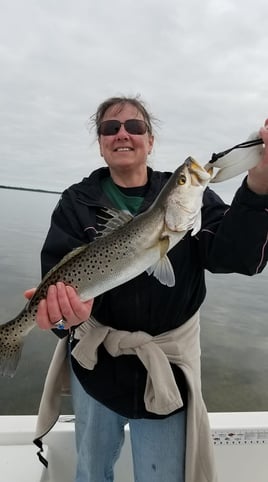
[35, 311, 217, 482]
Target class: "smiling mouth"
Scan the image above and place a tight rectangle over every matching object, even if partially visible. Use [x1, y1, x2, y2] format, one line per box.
[114, 147, 134, 152]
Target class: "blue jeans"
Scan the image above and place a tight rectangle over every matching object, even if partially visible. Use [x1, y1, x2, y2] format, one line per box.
[70, 368, 186, 482]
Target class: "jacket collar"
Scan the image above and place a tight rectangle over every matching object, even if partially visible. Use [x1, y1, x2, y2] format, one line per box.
[65, 166, 171, 213]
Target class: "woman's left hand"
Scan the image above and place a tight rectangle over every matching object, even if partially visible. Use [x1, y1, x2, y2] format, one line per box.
[247, 119, 268, 194]
[24, 283, 94, 330]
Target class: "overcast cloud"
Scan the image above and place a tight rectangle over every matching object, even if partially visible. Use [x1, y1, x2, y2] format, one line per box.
[0, 0, 268, 201]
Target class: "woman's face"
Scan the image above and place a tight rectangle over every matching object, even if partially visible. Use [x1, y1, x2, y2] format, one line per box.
[98, 103, 154, 172]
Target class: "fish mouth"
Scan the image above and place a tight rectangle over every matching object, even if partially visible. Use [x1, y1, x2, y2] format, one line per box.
[185, 156, 212, 183]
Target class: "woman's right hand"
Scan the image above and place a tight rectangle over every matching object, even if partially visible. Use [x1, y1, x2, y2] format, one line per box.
[24, 282, 94, 330]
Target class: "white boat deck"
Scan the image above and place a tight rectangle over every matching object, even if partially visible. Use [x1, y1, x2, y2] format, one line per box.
[1, 412, 268, 482]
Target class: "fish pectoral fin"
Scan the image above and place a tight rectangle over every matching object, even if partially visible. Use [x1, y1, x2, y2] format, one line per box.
[159, 235, 170, 258]
[146, 235, 175, 286]
[146, 255, 175, 287]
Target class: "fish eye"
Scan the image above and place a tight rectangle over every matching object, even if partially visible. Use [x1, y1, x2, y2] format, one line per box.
[178, 174, 186, 185]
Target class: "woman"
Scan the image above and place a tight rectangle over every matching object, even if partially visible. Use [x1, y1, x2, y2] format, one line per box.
[27, 96, 268, 482]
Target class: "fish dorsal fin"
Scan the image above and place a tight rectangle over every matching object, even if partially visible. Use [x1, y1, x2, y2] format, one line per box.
[41, 209, 133, 283]
[97, 207, 133, 237]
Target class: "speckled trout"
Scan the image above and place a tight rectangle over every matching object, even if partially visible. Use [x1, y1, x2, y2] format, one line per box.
[0, 157, 212, 377]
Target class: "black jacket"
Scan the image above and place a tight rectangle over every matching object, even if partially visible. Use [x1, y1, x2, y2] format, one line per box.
[41, 167, 268, 418]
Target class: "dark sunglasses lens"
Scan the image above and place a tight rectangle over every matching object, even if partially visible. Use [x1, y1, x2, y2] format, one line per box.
[99, 120, 121, 136]
[99, 119, 147, 136]
[125, 119, 147, 135]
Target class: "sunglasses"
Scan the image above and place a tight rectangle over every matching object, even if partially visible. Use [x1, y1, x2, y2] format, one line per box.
[98, 119, 148, 136]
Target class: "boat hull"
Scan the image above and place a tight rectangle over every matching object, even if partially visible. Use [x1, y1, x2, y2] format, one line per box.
[1, 413, 268, 482]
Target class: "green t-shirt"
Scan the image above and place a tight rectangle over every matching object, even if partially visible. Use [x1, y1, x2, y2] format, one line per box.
[101, 177, 146, 215]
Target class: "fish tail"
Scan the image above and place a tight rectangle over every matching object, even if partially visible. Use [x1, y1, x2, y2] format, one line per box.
[0, 318, 25, 377]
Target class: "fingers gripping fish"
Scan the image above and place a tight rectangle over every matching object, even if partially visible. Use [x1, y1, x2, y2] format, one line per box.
[0, 158, 212, 377]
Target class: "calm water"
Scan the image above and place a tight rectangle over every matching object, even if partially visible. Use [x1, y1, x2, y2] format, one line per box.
[0, 189, 267, 415]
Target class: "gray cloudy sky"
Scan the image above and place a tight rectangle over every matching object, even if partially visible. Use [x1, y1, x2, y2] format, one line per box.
[0, 0, 267, 201]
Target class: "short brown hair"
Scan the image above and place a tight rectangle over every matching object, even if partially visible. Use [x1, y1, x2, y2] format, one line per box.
[91, 96, 155, 136]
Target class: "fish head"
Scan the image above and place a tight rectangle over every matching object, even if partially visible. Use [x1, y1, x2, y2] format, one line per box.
[164, 157, 212, 235]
